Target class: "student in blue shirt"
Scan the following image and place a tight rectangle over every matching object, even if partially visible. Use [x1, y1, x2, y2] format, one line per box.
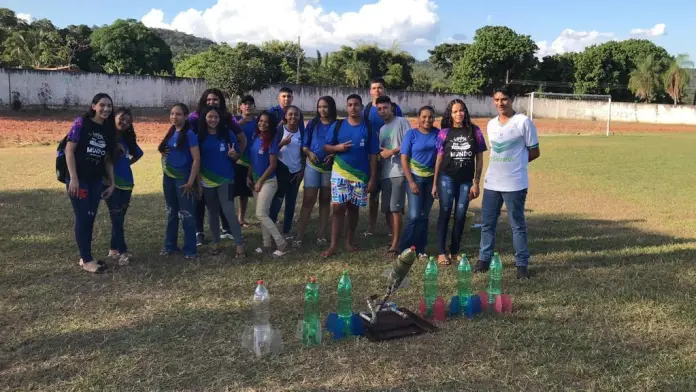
[158, 103, 200, 259]
[247, 111, 290, 257]
[268, 86, 305, 132]
[322, 94, 379, 258]
[106, 108, 143, 266]
[190, 88, 247, 246]
[234, 95, 257, 228]
[197, 105, 246, 258]
[293, 96, 337, 246]
[399, 106, 438, 255]
[363, 77, 404, 237]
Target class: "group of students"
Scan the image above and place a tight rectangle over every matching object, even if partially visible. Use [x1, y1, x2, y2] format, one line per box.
[61, 78, 540, 280]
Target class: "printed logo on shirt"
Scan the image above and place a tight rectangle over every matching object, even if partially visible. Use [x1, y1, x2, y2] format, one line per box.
[220, 142, 226, 152]
[86, 132, 106, 161]
[360, 138, 365, 147]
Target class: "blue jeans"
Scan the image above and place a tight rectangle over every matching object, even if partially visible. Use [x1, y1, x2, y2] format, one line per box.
[66, 177, 103, 263]
[399, 174, 435, 254]
[163, 175, 197, 257]
[436, 174, 472, 256]
[105, 187, 132, 254]
[479, 188, 530, 266]
[270, 174, 301, 235]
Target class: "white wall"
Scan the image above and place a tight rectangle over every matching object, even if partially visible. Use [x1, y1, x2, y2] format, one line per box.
[520, 96, 696, 125]
[2, 68, 695, 125]
[0, 68, 207, 109]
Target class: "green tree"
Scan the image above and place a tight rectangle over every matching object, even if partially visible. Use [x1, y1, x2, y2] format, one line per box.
[409, 67, 432, 91]
[176, 43, 271, 97]
[628, 55, 660, 102]
[90, 19, 172, 74]
[1, 20, 68, 68]
[534, 53, 577, 93]
[451, 26, 538, 94]
[427, 43, 469, 77]
[344, 59, 370, 87]
[262, 40, 308, 84]
[60, 24, 93, 71]
[308, 50, 344, 86]
[384, 63, 405, 88]
[663, 54, 693, 105]
[573, 41, 628, 97]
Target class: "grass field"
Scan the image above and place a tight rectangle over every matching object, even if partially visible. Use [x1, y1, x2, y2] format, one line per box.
[2, 120, 696, 391]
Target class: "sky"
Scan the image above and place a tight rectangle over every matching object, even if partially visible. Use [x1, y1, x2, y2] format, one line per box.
[6, 0, 696, 62]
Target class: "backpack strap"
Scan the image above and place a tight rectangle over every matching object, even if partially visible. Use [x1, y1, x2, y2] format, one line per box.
[332, 119, 344, 145]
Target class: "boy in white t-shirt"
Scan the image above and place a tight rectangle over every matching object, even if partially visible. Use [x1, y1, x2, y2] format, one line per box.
[476, 86, 540, 279]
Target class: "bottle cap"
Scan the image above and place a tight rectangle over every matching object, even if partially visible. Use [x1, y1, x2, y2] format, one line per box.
[310, 277, 316, 283]
[257, 279, 263, 285]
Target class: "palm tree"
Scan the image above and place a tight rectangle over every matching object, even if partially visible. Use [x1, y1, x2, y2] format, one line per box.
[344, 59, 370, 88]
[663, 54, 694, 106]
[628, 55, 660, 102]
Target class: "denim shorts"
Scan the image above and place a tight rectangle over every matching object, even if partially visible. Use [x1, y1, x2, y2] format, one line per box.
[304, 164, 331, 189]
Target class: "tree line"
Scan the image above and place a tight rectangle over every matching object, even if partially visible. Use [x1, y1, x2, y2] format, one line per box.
[1, 8, 693, 104]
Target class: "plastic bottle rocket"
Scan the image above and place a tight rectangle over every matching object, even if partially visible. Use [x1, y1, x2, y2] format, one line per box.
[241, 280, 283, 358]
[423, 256, 438, 317]
[301, 277, 321, 346]
[383, 246, 417, 291]
[457, 254, 472, 312]
[488, 253, 503, 308]
[337, 271, 353, 335]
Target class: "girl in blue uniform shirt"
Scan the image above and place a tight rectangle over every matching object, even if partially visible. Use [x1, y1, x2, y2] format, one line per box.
[106, 108, 143, 265]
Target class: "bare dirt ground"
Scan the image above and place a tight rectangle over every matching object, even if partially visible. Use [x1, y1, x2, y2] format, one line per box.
[1, 109, 695, 147]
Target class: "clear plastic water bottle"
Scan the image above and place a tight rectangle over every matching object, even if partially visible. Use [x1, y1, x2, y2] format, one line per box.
[488, 252, 503, 307]
[424, 256, 438, 317]
[337, 271, 353, 335]
[252, 280, 272, 355]
[302, 277, 321, 346]
[457, 254, 472, 311]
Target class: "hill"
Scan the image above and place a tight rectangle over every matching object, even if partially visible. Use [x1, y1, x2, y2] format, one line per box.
[151, 28, 216, 60]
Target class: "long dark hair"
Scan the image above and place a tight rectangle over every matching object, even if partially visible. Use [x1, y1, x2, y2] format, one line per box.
[316, 96, 337, 123]
[158, 103, 191, 153]
[255, 111, 277, 151]
[114, 107, 137, 155]
[85, 93, 117, 161]
[197, 105, 229, 144]
[441, 99, 474, 137]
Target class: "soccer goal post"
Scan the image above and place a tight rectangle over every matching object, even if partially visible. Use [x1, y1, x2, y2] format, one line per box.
[528, 92, 612, 136]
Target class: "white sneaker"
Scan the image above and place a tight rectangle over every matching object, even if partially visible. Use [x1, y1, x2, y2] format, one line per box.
[118, 253, 132, 265]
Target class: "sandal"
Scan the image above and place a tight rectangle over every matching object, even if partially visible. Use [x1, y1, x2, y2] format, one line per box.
[235, 251, 247, 260]
[209, 245, 222, 256]
[316, 238, 327, 245]
[292, 240, 303, 248]
[437, 255, 452, 266]
[272, 249, 290, 258]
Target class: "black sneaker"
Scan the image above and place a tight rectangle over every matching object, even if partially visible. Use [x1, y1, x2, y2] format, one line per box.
[474, 259, 490, 273]
[516, 266, 530, 279]
[196, 232, 205, 247]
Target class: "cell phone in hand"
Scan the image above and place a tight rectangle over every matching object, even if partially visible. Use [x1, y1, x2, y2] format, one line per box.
[78, 188, 88, 199]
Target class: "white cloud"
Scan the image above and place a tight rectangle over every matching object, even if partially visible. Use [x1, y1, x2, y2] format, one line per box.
[536, 28, 615, 57]
[16, 13, 32, 23]
[142, 0, 440, 53]
[630, 23, 667, 37]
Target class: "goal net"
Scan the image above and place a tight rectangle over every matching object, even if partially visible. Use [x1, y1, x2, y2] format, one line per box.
[526, 92, 612, 136]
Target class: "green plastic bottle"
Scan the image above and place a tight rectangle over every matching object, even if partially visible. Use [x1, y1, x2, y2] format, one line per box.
[337, 271, 352, 335]
[488, 252, 503, 307]
[424, 256, 438, 316]
[302, 277, 320, 346]
[457, 254, 472, 311]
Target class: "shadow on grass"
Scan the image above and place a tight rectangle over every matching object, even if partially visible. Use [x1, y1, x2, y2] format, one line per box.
[2, 189, 696, 390]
